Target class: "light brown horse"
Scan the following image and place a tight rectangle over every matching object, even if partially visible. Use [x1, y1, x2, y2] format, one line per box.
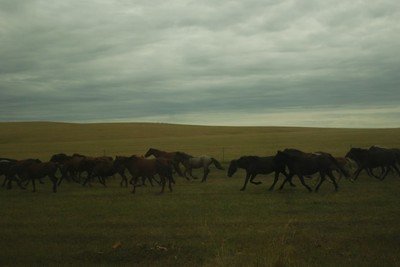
[144, 148, 191, 178]
[117, 155, 174, 194]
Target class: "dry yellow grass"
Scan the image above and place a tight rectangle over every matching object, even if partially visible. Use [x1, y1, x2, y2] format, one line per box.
[0, 122, 399, 161]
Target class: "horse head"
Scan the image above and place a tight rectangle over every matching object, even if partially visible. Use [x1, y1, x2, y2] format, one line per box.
[227, 160, 238, 177]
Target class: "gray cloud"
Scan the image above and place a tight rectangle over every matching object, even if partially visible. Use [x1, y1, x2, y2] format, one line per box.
[0, 0, 399, 127]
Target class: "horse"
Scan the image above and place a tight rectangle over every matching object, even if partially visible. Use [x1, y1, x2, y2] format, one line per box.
[54, 153, 86, 184]
[3, 159, 42, 190]
[144, 148, 191, 178]
[117, 155, 174, 194]
[227, 155, 294, 191]
[81, 157, 119, 187]
[275, 149, 349, 192]
[0, 158, 18, 188]
[114, 156, 160, 187]
[50, 153, 70, 163]
[181, 155, 224, 182]
[79, 156, 114, 186]
[22, 161, 60, 192]
[331, 157, 355, 182]
[345, 146, 400, 180]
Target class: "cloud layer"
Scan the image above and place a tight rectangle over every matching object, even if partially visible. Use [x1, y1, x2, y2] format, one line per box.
[1, 0, 399, 127]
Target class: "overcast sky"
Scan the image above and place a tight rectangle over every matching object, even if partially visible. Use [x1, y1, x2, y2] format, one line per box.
[0, 0, 399, 127]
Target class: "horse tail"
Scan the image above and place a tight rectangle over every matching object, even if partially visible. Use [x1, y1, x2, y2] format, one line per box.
[211, 158, 224, 170]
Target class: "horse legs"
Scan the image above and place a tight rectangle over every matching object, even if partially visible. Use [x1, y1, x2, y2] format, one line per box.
[131, 175, 139, 194]
[159, 175, 166, 194]
[315, 172, 325, 192]
[6, 176, 13, 189]
[98, 176, 107, 187]
[240, 172, 252, 191]
[50, 175, 58, 193]
[1, 176, 8, 188]
[189, 168, 198, 179]
[119, 172, 128, 187]
[250, 174, 262, 185]
[201, 168, 210, 182]
[17, 179, 26, 189]
[173, 163, 184, 178]
[151, 175, 161, 185]
[82, 175, 91, 187]
[269, 172, 280, 191]
[298, 175, 312, 192]
[279, 173, 294, 190]
[3, 176, 13, 189]
[168, 174, 173, 192]
[368, 167, 383, 179]
[183, 167, 190, 180]
[148, 175, 155, 187]
[352, 167, 364, 180]
[31, 178, 36, 192]
[327, 171, 339, 191]
[57, 175, 64, 186]
[391, 164, 400, 177]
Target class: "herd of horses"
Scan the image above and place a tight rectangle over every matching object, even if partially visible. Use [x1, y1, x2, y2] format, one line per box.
[0, 146, 399, 194]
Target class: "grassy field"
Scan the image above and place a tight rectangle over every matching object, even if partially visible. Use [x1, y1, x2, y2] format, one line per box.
[0, 122, 400, 266]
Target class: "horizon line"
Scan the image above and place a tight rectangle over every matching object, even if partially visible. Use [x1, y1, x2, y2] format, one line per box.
[0, 120, 399, 130]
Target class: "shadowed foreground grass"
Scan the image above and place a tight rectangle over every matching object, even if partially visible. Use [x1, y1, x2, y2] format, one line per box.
[1, 174, 400, 266]
[0, 122, 400, 266]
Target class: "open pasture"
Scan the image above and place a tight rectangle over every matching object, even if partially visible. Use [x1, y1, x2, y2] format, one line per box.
[1, 122, 400, 266]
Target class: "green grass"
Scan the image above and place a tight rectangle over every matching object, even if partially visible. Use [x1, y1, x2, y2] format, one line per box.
[0, 122, 400, 266]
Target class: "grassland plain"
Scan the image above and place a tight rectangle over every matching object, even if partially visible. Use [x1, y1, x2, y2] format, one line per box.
[0, 122, 400, 266]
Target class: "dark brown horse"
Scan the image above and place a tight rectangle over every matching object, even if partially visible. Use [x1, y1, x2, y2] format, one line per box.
[114, 156, 157, 187]
[117, 155, 174, 194]
[79, 156, 113, 176]
[23, 161, 60, 192]
[275, 149, 349, 192]
[227, 155, 293, 191]
[145, 148, 190, 178]
[345, 146, 400, 180]
[53, 153, 86, 184]
[82, 157, 129, 187]
[1, 158, 18, 188]
[3, 159, 42, 189]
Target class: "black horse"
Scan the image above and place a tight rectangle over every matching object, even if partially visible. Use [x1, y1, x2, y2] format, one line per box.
[345, 146, 400, 180]
[0, 158, 18, 188]
[227, 155, 294, 191]
[275, 149, 349, 192]
[82, 160, 116, 187]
